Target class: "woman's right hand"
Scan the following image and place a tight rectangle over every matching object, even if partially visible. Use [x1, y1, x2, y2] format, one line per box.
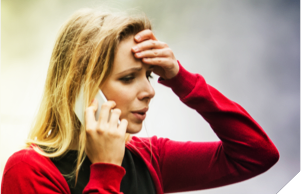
[84, 99, 128, 166]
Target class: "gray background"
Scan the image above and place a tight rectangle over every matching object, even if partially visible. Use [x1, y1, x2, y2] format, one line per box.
[1, 0, 299, 193]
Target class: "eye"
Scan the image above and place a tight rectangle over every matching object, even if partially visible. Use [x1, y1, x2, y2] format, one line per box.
[146, 72, 153, 81]
[120, 75, 135, 83]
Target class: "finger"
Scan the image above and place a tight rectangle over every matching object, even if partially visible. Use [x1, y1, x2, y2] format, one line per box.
[109, 108, 121, 129]
[85, 99, 98, 128]
[132, 40, 167, 53]
[134, 48, 170, 59]
[134, 29, 157, 42]
[143, 57, 179, 79]
[118, 119, 128, 134]
[90, 98, 98, 111]
[142, 57, 170, 66]
[98, 101, 116, 125]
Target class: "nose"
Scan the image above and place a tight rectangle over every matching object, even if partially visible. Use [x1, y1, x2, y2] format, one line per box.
[137, 78, 155, 102]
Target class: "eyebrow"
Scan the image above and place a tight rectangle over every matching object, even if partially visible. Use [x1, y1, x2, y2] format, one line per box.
[116, 65, 155, 76]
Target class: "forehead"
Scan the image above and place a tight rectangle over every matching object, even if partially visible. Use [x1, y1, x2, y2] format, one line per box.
[112, 35, 144, 72]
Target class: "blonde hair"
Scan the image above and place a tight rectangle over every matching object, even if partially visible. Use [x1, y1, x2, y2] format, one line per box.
[25, 8, 151, 184]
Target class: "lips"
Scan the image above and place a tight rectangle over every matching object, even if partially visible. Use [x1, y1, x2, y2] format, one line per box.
[131, 107, 148, 121]
[132, 107, 148, 114]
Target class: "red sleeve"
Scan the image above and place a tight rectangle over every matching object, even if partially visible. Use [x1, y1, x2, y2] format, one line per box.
[156, 61, 279, 193]
[83, 163, 126, 194]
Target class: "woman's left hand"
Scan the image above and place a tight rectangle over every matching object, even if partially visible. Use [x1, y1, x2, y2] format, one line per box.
[131, 29, 179, 80]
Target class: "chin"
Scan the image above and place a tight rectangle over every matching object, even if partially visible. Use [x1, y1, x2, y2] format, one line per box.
[126, 122, 143, 134]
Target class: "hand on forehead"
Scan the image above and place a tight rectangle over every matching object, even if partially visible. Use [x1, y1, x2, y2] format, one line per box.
[130, 29, 179, 80]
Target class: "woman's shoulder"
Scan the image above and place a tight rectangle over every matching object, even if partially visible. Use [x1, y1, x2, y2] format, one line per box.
[3, 146, 54, 175]
[128, 135, 158, 146]
[128, 135, 174, 147]
[129, 135, 172, 146]
[127, 135, 173, 157]
[2, 146, 70, 193]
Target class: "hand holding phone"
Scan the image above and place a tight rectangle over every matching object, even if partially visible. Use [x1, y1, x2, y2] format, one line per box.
[73, 84, 128, 165]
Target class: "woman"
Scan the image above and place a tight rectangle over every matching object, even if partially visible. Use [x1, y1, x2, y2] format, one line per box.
[1, 8, 279, 194]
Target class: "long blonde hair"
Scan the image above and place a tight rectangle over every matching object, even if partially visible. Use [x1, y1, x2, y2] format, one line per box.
[26, 8, 151, 184]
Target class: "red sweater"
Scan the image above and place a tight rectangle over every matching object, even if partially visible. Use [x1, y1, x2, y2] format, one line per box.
[1, 62, 279, 194]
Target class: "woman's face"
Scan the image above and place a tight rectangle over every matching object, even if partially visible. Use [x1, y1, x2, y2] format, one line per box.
[101, 35, 155, 134]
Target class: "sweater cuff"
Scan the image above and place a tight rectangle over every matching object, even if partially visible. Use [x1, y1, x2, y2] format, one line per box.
[158, 60, 198, 99]
[84, 163, 126, 193]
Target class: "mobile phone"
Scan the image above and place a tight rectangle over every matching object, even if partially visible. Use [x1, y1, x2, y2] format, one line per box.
[74, 84, 108, 125]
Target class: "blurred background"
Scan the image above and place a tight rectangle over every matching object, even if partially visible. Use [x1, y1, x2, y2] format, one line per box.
[1, 0, 299, 193]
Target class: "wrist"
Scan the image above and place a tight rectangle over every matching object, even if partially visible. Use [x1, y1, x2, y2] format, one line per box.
[91, 159, 122, 166]
[161, 60, 180, 80]
[158, 60, 199, 99]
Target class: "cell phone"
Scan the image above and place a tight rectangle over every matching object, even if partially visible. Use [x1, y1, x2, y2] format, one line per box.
[74, 84, 108, 125]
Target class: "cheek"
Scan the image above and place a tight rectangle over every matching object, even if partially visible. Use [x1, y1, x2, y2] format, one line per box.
[107, 87, 134, 116]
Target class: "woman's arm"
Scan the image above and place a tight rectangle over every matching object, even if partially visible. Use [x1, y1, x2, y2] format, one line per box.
[156, 62, 279, 192]
[83, 94, 128, 193]
[132, 30, 279, 193]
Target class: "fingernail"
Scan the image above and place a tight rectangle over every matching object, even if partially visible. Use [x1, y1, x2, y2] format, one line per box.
[135, 35, 141, 41]
[133, 46, 139, 52]
[136, 52, 142, 57]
